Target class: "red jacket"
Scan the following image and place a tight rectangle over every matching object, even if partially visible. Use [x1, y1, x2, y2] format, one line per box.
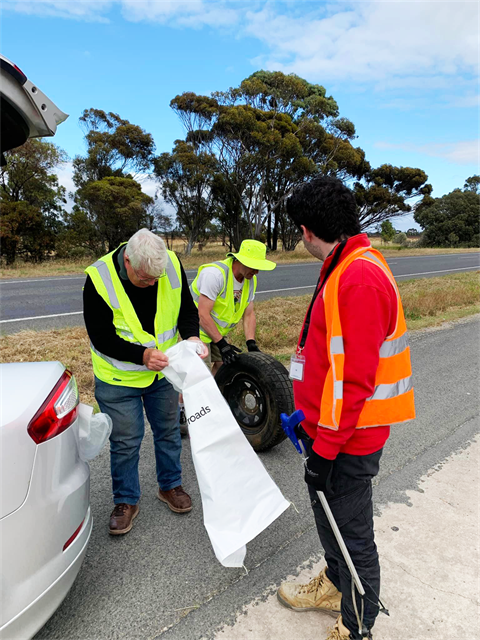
[293, 234, 397, 459]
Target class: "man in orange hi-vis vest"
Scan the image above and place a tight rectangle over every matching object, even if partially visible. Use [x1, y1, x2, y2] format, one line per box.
[277, 176, 415, 640]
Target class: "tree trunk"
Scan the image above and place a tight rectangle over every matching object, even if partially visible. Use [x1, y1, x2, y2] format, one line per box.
[185, 230, 197, 255]
[267, 212, 272, 249]
[4, 239, 17, 265]
[272, 209, 279, 251]
[232, 227, 241, 252]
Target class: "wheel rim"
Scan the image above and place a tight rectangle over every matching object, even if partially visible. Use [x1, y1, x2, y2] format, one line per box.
[223, 373, 267, 435]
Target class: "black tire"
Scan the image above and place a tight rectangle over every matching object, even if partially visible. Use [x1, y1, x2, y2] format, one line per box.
[214, 352, 294, 452]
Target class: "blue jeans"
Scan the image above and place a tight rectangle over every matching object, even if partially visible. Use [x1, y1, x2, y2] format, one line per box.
[95, 376, 181, 505]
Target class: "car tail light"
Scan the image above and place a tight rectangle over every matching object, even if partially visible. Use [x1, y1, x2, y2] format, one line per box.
[63, 519, 84, 551]
[27, 370, 79, 444]
[0, 57, 27, 85]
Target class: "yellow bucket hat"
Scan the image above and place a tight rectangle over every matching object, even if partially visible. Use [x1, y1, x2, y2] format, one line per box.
[227, 239, 276, 271]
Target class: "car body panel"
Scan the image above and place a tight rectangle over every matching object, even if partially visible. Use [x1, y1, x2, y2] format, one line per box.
[0, 54, 68, 139]
[0, 418, 90, 630]
[0, 508, 92, 640]
[0, 362, 91, 639]
[0, 362, 67, 519]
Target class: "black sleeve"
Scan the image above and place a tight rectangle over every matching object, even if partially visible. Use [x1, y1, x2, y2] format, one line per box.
[83, 276, 146, 366]
[177, 261, 200, 340]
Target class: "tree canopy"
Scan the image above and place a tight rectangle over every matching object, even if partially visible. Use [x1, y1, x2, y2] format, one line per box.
[3, 72, 448, 263]
[380, 219, 395, 243]
[0, 139, 68, 263]
[354, 165, 432, 230]
[65, 109, 156, 255]
[73, 108, 155, 188]
[154, 140, 218, 254]
[464, 175, 480, 194]
[414, 188, 480, 247]
[164, 71, 429, 250]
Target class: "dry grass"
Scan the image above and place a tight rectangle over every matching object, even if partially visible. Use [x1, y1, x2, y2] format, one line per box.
[1, 243, 478, 279]
[1, 271, 478, 404]
[399, 271, 480, 326]
[231, 271, 480, 358]
[0, 327, 96, 405]
[0, 258, 92, 279]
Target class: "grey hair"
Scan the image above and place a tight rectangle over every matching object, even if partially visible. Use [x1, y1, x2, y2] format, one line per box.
[125, 229, 167, 276]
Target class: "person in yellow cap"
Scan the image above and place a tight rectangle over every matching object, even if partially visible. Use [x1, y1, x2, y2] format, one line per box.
[190, 239, 276, 375]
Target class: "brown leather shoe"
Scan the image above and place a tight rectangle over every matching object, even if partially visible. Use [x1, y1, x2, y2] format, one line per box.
[158, 486, 192, 513]
[109, 503, 139, 535]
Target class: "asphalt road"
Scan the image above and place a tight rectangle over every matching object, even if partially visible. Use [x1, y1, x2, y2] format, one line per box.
[34, 316, 480, 640]
[1, 252, 479, 334]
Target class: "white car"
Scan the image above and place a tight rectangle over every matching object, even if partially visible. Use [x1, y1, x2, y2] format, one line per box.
[0, 363, 92, 640]
[0, 56, 91, 639]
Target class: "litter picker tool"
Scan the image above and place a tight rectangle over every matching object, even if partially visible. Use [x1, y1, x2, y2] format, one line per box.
[280, 410, 389, 638]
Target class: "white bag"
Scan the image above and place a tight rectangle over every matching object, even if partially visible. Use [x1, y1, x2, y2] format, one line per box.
[77, 403, 113, 461]
[162, 341, 290, 567]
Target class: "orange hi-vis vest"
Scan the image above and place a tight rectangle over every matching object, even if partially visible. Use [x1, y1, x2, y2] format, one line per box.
[319, 246, 415, 430]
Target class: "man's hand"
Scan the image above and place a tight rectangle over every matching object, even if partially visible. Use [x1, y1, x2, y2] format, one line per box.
[215, 338, 242, 365]
[187, 336, 209, 360]
[246, 339, 261, 352]
[304, 449, 334, 494]
[143, 348, 169, 371]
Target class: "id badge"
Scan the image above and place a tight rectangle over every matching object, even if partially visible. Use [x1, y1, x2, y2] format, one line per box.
[289, 355, 305, 381]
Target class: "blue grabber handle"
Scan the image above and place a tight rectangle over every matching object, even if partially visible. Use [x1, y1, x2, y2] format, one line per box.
[280, 408, 367, 622]
[280, 409, 307, 455]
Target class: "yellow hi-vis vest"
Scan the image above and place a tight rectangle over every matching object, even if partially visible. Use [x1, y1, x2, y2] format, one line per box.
[319, 247, 415, 430]
[85, 245, 182, 387]
[190, 257, 257, 343]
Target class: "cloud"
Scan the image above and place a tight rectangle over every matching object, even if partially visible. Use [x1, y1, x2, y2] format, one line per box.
[136, 173, 158, 199]
[55, 161, 76, 211]
[119, 0, 238, 27]
[244, 2, 478, 88]
[375, 140, 480, 165]
[6, 0, 478, 90]
[5, 0, 478, 103]
[450, 94, 480, 109]
[3, 0, 113, 22]
[3, 0, 239, 26]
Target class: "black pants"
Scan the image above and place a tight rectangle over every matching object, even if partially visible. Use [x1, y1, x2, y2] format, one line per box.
[307, 445, 383, 638]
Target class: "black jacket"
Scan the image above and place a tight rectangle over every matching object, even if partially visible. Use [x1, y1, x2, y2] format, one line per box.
[83, 246, 199, 365]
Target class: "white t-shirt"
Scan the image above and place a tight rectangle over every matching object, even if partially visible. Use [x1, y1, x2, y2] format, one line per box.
[196, 267, 254, 306]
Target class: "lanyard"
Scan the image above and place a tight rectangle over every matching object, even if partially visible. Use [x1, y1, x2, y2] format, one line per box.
[297, 240, 347, 354]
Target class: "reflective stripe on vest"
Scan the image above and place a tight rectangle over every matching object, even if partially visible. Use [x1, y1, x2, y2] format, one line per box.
[118, 328, 178, 345]
[91, 344, 150, 372]
[165, 257, 181, 290]
[190, 258, 256, 342]
[91, 259, 120, 309]
[85, 246, 182, 387]
[318, 246, 415, 430]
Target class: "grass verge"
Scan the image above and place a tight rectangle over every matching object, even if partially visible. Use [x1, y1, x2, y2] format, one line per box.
[1, 245, 478, 279]
[1, 271, 478, 406]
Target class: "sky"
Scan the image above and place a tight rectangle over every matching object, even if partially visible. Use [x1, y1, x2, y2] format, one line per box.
[2, 0, 479, 231]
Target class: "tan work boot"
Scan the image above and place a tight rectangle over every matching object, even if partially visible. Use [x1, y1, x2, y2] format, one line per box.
[109, 503, 139, 535]
[326, 616, 373, 640]
[158, 486, 192, 513]
[277, 567, 341, 615]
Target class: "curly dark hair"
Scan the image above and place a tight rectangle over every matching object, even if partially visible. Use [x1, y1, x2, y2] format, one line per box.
[286, 175, 360, 242]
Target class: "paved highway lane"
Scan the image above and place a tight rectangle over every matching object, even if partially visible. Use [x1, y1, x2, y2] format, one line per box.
[1, 252, 479, 334]
[33, 317, 479, 640]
